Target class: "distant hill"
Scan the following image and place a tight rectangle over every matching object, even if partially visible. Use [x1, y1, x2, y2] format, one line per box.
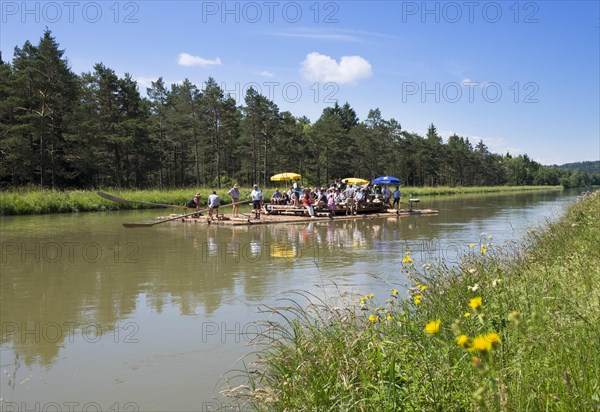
[556, 161, 600, 173]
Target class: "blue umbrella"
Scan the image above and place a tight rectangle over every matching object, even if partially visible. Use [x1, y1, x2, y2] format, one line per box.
[372, 176, 402, 185]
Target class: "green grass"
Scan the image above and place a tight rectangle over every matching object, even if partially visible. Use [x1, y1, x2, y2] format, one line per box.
[0, 187, 255, 215]
[224, 191, 600, 411]
[0, 185, 562, 215]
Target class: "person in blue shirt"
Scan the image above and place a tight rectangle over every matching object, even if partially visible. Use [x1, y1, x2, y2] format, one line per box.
[271, 188, 283, 204]
[392, 186, 402, 210]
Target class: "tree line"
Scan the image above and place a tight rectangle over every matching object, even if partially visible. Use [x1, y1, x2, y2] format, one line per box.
[1, 30, 598, 190]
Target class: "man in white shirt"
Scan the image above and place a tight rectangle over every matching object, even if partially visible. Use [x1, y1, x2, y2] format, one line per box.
[207, 191, 220, 220]
[251, 184, 263, 219]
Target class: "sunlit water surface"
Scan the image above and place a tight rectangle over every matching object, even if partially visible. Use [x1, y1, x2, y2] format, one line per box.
[0, 189, 586, 410]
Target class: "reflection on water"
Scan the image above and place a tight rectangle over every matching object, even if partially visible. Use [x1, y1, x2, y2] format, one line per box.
[0, 189, 583, 409]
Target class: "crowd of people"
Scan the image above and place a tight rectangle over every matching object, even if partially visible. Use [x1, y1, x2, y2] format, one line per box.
[266, 179, 402, 218]
[188, 179, 402, 220]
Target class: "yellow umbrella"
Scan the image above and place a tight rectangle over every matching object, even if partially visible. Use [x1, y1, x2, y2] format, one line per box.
[342, 177, 369, 185]
[270, 172, 302, 181]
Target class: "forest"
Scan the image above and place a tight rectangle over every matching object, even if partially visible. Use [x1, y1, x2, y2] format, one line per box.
[1, 30, 598, 190]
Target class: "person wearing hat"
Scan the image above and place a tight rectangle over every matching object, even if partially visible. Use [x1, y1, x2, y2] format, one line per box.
[187, 192, 202, 217]
[227, 184, 240, 217]
[250, 184, 263, 219]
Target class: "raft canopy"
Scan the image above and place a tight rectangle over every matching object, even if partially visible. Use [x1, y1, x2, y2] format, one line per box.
[342, 177, 369, 185]
[372, 176, 402, 185]
[270, 172, 302, 181]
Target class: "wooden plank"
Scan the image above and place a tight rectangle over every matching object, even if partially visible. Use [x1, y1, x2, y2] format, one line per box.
[155, 207, 439, 226]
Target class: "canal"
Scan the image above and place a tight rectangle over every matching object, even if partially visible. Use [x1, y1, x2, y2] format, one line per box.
[0, 189, 584, 410]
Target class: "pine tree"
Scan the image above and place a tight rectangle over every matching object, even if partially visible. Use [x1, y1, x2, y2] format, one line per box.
[5, 30, 78, 187]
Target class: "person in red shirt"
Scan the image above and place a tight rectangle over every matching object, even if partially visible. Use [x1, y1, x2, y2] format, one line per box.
[302, 189, 315, 218]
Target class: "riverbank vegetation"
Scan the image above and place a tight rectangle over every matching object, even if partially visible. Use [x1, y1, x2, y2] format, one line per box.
[0, 187, 254, 215]
[2, 30, 599, 191]
[225, 191, 600, 410]
[0, 185, 563, 215]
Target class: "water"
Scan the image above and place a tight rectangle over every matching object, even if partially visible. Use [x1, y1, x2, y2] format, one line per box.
[0, 189, 584, 410]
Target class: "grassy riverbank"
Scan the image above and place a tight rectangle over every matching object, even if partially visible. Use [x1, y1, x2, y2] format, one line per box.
[226, 191, 599, 411]
[0, 185, 561, 215]
[0, 187, 253, 215]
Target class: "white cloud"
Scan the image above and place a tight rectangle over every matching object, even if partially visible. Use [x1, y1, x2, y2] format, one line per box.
[263, 28, 396, 44]
[272, 31, 359, 42]
[257, 70, 275, 78]
[132, 76, 183, 96]
[177, 53, 222, 67]
[300, 52, 372, 84]
[134, 76, 158, 90]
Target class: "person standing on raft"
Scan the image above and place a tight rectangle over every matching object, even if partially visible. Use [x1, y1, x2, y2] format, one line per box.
[251, 184, 263, 219]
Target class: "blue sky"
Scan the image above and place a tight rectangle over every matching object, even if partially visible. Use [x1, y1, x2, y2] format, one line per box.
[1, 0, 599, 165]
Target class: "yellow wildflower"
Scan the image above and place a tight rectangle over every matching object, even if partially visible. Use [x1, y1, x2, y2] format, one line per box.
[402, 255, 413, 264]
[418, 283, 427, 291]
[480, 247, 487, 254]
[487, 235, 493, 239]
[386, 314, 392, 321]
[424, 319, 441, 335]
[469, 296, 483, 311]
[484, 332, 501, 347]
[413, 294, 422, 304]
[469, 335, 492, 352]
[368, 293, 374, 299]
[456, 335, 470, 348]
[469, 243, 475, 248]
[359, 297, 365, 304]
[391, 289, 398, 296]
[464, 312, 471, 318]
[369, 314, 380, 323]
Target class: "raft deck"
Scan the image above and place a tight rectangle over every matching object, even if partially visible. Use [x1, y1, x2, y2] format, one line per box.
[158, 207, 439, 226]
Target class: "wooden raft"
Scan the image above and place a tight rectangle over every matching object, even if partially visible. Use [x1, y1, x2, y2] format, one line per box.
[157, 207, 439, 226]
